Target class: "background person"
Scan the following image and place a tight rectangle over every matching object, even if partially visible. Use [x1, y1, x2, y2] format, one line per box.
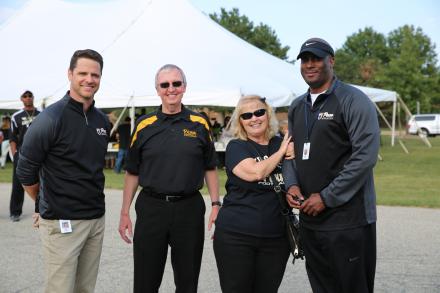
[118, 64, 220, 293]
[283, 38, 380, 293]
[17, 49, 110, 293]
[213, 95, 294, 293]
[114, 116, 131, 173]
[0, 116, 13, 169]
[9, 90, 40, 222]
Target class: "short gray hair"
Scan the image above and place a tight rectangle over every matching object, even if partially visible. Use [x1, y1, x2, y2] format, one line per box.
[154, 64, 187, 88]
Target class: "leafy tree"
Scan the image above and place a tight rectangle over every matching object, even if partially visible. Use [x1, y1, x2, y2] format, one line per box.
[335, 25, 440, 113]
[210, 8, 290, 61]
[335, 27, 389, 86]
[381, 25, 440, 112]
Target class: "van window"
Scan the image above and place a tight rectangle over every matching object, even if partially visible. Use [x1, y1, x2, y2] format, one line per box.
[415, 116, 435, 121]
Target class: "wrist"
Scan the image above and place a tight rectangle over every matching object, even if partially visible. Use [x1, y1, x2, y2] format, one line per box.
[211, 201, 222, 207]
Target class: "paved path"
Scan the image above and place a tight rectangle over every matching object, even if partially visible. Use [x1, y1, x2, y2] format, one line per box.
[1, 183, 440, 292]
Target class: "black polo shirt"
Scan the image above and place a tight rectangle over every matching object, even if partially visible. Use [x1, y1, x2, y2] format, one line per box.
[11, 108, 41, 148]
[125, 105, 217, 195]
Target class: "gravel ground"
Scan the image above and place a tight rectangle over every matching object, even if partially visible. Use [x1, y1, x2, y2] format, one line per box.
[1, 184, 439, 293]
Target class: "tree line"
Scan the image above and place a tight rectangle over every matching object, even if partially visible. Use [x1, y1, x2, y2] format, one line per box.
[210, 8, 440, 113]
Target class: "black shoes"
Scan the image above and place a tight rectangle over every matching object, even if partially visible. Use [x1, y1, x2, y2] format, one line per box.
[10, 215, 20, 222]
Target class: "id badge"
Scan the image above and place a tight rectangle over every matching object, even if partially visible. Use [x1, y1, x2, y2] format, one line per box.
[59, 220, 73, 233]
[302, 142, 311, 160]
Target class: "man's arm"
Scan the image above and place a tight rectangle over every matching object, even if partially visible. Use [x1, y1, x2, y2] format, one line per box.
[282, 104, 304, 209]
[17, 112, 54, 199]
[22, 183, 39, 201]
[204, 169, 220, 232]
[319, 89, 380, 208]
[118, 172, 139, 244]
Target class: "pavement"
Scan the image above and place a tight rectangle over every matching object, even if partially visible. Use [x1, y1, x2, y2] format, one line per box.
[1, 183, 440, 293]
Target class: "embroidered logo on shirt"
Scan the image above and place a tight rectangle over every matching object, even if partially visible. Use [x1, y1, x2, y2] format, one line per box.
[96, 128, 107, 136]
[183, 129, 197, 138]
[317, 112, 334, 120]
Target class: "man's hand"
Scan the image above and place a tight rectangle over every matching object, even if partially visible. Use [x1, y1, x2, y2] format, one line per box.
[208, 206, 220, 239]
[300, 193, 325, 216]
[118, 213, 133, 244]
[286, 185, 304, 209]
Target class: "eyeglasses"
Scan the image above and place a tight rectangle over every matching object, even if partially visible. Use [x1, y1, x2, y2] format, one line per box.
[22, 95, 33, 98]
[240, 109, 266, 120]
[159, 81, 184, 89]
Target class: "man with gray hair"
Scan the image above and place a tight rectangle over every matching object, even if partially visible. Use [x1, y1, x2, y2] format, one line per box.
[283, 38, 379, 293]
[119, 64, 220, 292]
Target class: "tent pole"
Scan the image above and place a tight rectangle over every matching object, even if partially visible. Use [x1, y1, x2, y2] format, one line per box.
[129, 97, 135, 133]
[397, 95, 431, 148]
[373, 103, 408, 154]
[391, 100, 396, 146]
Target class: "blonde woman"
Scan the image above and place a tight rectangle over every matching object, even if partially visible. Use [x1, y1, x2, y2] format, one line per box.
[213, 95, 294, 293]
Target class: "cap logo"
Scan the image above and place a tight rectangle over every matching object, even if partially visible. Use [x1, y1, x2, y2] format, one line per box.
[305, 42, 316, 46]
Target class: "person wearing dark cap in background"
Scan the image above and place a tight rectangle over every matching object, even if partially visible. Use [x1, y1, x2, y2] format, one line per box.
[9, 90, 40, 222]
[283, 38, 380, 293]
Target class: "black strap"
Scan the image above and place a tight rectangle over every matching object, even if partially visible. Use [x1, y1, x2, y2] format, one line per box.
[269, 172, 304, 263]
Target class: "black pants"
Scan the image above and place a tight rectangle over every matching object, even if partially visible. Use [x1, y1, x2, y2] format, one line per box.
[133, 193, 206, 293]
[10, 152, 24, 217]
[213, 228, 290, 293]
[301, 224, 376, 293]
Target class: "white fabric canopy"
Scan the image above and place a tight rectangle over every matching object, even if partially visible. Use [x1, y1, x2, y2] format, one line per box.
[0, 0, 399, 111]
[0, 0, 306, 109]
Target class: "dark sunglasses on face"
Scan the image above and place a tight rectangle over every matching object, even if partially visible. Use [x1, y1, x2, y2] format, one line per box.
[159, 81, 184, 89]
[22, 95, 33, 98]
[240, 108, 266, 120]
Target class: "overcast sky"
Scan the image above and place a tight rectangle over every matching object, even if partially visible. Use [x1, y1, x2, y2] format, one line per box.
[1, 0, 439, 62]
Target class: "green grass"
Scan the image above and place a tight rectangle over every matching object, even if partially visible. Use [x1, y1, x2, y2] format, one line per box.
[1, 134, 439, 208]
[375, 135, 440, 207]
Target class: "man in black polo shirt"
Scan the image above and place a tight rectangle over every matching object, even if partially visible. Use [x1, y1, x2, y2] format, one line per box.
[118, 64, 220, 293]
[9, 90, 40, 222]
[283, 38, 380, 292]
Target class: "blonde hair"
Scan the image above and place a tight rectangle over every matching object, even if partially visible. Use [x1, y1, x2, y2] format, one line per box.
[228, 95, 278, 141]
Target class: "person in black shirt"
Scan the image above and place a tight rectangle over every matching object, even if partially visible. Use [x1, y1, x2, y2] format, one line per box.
[114, 116, 131, 173]
[9, 90, 40, 222]
[213, 95, 294, 293]
[118, 64, 220, 293]
[283, 38, 379, 293]
[0, 116, 12, 168]
[17, 49, 110, 293]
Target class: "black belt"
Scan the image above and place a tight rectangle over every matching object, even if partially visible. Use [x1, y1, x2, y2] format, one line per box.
[143, 189, 199, 203]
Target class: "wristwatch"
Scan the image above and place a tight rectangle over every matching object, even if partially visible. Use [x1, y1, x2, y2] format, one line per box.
[211, 201, 222, 207]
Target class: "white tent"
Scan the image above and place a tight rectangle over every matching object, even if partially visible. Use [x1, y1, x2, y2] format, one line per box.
[0, 0, 305, 109]
[0, 0, 400, 144]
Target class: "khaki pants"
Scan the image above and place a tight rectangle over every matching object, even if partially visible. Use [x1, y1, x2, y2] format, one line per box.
[39, 215, 105, 293]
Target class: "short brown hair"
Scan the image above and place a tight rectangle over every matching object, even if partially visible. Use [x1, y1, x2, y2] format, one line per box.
[69, 49, 104, 73]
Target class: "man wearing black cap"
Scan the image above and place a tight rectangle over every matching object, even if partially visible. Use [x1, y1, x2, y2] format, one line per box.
[283, 38, 379, 292]
[9, 90, 40, 222]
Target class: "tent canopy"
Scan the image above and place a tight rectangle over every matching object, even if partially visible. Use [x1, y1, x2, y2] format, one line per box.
[0, 0, 399, 111]
[0, 0, 307, 109]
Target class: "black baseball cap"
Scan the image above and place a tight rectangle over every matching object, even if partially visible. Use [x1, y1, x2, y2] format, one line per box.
[21, 90, 34, 98]
[297, 38, 334, 59]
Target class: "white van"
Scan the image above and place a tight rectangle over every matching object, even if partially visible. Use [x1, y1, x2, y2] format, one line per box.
[407, 114, 440, 137]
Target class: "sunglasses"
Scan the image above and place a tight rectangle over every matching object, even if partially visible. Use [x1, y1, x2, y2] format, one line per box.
[22, 95, 33, 98]
[240, 109, 266, 120]
[159, 81, 184, 89]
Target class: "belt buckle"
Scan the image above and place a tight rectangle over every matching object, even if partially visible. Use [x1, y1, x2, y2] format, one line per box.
[165, 195, 179, 202]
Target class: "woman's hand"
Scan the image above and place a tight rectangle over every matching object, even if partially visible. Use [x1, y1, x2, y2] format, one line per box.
[285, 142, 294, 160]
[279, 132, 292, 157]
